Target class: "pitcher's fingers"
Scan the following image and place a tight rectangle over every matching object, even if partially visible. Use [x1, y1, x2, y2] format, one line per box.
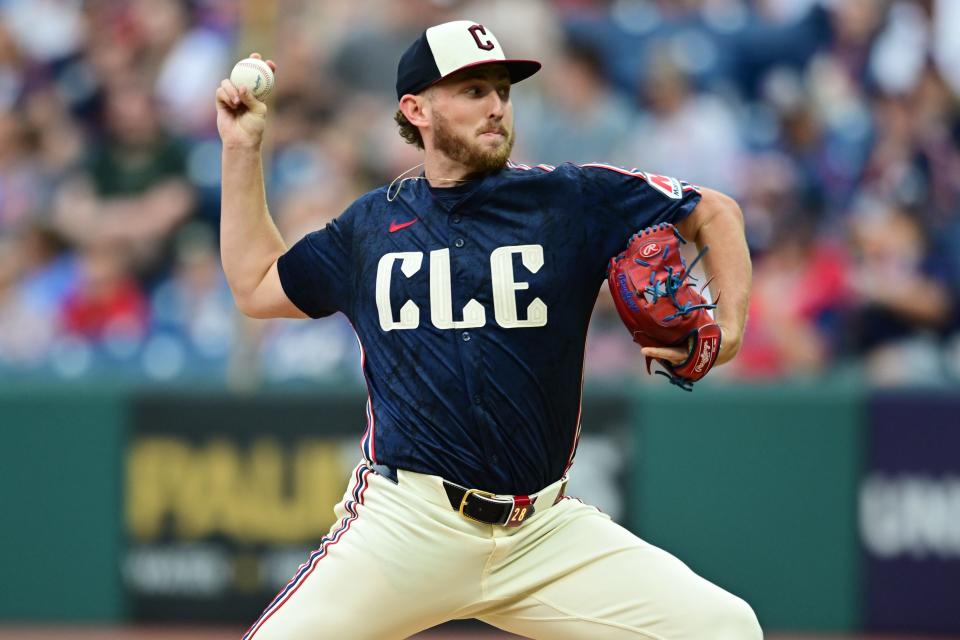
[248, 52, 276, 73]
[641, 346, 688, 364]
[215, 86, 238, 110]
[220, 78, 241, 105]
[236, 85, 267, 114]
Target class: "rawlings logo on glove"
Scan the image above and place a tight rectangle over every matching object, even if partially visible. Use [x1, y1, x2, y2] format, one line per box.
[606, 222, 721, 391]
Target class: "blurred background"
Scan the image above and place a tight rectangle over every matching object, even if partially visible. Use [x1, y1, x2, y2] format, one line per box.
[0, 0, 958, 638]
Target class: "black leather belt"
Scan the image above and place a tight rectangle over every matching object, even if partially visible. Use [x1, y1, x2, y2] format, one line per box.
[371, 464, 563, 527]
[443, 480, 566, 527]
[443, 482, 520, 526]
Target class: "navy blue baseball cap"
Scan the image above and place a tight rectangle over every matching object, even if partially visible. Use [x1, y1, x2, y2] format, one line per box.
[396, 20, 541, 100]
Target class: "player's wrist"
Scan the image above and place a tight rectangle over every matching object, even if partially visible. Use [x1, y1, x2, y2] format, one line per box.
[222, 138, 264, 153]
[715, 324, 742, 365]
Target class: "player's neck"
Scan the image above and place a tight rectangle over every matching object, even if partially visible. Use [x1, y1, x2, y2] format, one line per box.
[422, 153, 485, 188]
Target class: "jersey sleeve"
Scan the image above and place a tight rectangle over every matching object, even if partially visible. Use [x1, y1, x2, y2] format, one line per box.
[578, 163, 702, 238]
[276, 200, 362, 319]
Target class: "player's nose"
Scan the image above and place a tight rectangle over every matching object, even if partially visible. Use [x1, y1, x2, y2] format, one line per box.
[487, 92, 506, 118]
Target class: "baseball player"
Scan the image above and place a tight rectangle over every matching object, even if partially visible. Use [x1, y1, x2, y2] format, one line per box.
[216, 20, 759, 640]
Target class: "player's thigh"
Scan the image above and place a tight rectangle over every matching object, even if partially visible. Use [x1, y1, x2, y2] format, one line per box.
[243, 467, 464, 640]
[480, 500, 761, 640]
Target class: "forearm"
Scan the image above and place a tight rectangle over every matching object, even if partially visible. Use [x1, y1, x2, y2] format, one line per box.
[682, 189, 752, 362]
[220, 145, 287, 305]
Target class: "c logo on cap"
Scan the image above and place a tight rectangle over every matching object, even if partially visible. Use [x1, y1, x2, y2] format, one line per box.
[468, 24, 495, 51]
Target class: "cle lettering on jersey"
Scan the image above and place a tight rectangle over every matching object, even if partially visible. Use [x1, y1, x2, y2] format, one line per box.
[375, 245, 547, 331]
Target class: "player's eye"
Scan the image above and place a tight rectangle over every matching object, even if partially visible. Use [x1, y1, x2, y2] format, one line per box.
[497, 86, 510, 100]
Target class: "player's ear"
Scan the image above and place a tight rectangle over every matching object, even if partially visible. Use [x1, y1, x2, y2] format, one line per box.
[399, 93, 430, 129]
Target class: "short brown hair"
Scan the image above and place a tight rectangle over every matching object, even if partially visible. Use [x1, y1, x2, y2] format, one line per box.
[394, 109, 424, 149]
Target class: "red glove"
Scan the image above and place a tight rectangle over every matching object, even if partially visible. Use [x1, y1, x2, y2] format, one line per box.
[606, 222, 721, 390]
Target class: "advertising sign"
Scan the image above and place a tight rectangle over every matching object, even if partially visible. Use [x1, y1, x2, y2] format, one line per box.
[861, 392, 960, 634]
[124, 390, 629, 622]
[124, 392, 365, 621]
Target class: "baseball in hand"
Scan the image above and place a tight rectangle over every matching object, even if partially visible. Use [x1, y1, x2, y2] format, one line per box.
[230, 57, 275, 99]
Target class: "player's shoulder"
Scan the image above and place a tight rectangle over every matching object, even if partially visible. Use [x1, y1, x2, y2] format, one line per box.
[504, 160, 641, 173]
[499, 161, 688, 196]
[355, 187, 389, 208]
[575, 162, 701, 200]
[502, 160, 662, 183]
[337, 187, 389, 220]
[575, 161, 671, 186]
[502, 160, 580, 180]
[499, 161, 602, 193]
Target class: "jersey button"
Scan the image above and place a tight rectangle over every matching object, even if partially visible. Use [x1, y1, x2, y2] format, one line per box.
[454, 238, 465, 248]
[461, 332, 471, 342]
[472, 394, 481, 405]
[452, 215, 461, 224]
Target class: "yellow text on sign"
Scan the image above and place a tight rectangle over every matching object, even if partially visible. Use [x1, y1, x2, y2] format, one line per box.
[127, 436, 347, 544]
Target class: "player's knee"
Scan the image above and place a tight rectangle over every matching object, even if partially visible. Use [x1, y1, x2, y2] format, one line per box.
[709, 595, 762, 640]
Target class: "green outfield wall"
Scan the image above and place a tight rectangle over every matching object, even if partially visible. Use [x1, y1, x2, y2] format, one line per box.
[0, 387, 127, 621]
[632, 383, 866, 632]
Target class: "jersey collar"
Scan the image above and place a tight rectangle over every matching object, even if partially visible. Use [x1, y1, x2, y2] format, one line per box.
[411, 168, 502, 213]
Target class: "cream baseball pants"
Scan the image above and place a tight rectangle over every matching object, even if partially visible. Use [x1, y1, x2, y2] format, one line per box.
[243, 463, 762, 640]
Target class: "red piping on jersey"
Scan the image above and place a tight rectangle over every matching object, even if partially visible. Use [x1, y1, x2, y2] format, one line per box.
[506, 160, 555, 173]
[579, 162, 649, 178]
[579, 163, 701, 193]
[563, 323, 588, 476]
[351, 325, 377, 463]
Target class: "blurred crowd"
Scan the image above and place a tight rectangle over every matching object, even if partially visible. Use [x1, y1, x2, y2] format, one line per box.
[0, 0, 958, 387]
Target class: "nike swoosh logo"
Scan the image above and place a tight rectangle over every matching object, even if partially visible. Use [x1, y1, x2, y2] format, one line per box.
[389, 218, 418, 233]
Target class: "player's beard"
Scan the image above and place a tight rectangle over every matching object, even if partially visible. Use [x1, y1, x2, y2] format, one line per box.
[432, 111, 515, 174]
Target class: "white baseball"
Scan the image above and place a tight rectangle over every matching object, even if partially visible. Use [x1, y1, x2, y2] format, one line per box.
[230, 57, 274, 99]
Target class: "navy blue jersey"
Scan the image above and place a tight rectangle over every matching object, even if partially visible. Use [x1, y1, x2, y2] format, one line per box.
[278, 162, 701, 495]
